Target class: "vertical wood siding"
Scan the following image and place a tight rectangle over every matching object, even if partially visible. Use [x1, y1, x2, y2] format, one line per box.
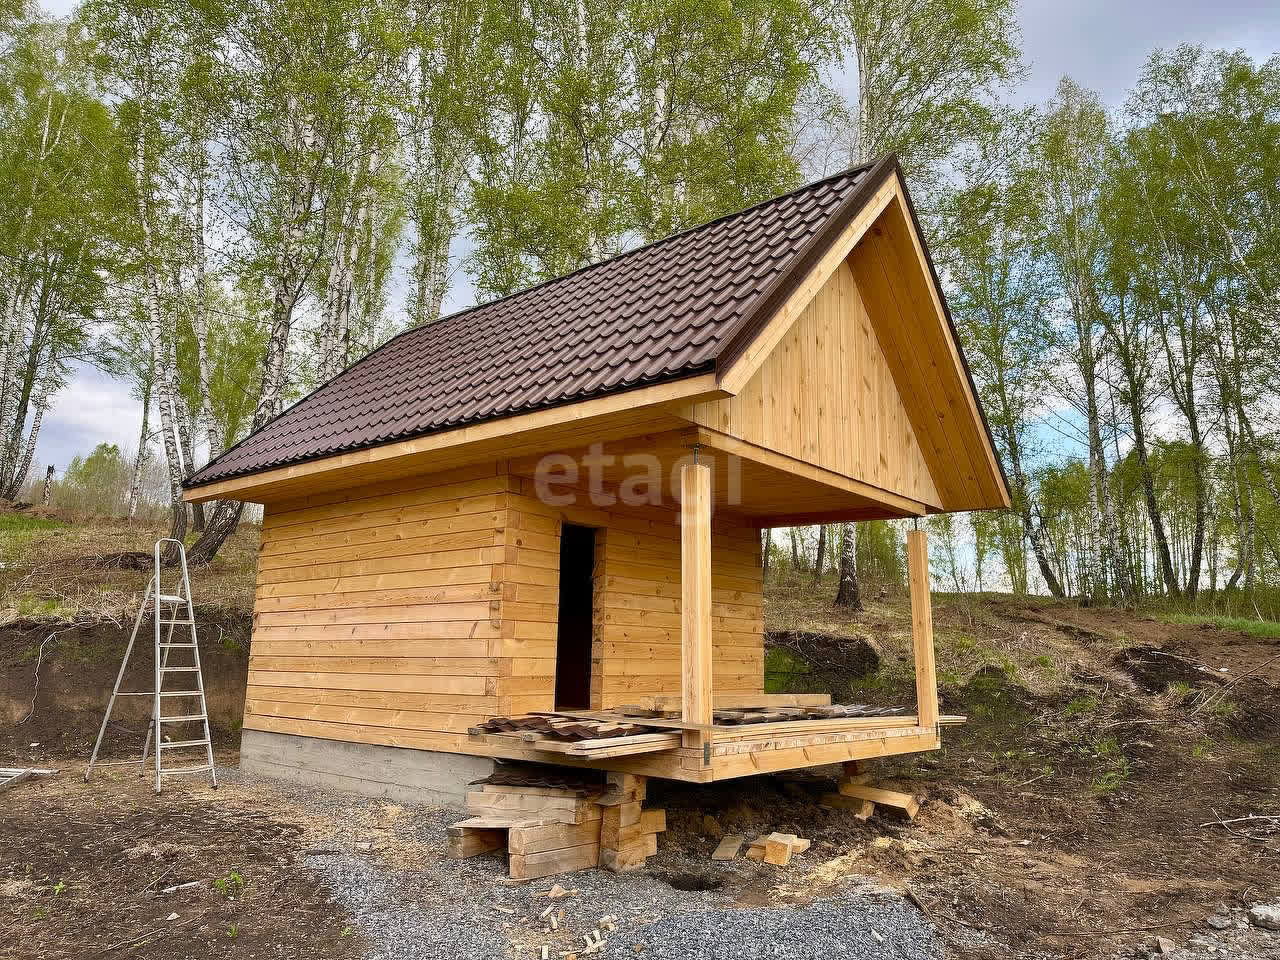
[689, 260, 941, 509]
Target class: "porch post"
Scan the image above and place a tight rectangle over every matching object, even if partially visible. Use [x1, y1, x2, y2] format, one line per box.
[907, 528, 939, 731]
[680, 462, 712, 753]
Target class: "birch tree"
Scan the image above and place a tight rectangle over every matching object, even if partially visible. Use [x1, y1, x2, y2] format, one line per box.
[187, 0, 410, 562]
[1032, 79, 1131, 603]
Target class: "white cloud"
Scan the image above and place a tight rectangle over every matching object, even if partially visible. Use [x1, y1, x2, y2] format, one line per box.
[37, 363, 143, 471]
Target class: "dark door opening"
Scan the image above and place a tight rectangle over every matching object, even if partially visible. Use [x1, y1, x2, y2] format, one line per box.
[554, 524, 596, 711]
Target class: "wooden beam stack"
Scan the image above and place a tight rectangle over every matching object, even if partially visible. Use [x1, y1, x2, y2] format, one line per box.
[598, 774, 665, 872]
[447, 771, 665, 879]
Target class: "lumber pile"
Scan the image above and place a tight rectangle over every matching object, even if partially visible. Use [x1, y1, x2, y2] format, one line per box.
[446, 768, 664, 880]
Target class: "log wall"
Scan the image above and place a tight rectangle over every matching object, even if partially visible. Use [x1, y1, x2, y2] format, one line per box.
[243, 463, 766, 754]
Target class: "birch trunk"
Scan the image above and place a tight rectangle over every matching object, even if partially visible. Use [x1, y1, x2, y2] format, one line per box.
[834, 522, 862, 610]
[127, 364, 152, 522]
[188, 110, 311, 566]
[4, 381, 48, 501]
[190, 175, 221, 459]
[136, 122, 188, 562]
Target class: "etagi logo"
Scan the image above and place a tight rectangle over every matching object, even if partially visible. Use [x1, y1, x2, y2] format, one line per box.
[532, 443, 741, 511]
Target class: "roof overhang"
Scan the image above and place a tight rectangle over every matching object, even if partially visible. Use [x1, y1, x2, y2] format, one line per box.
[183, 374, 730, 504]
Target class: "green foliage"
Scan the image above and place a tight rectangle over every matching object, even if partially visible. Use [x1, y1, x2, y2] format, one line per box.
[214, 869, 244, 897]
[0, 512, 65, 533]
[466, 0, 840, 298]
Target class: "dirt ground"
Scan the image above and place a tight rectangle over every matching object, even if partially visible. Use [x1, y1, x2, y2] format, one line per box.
[2, 520, 1278, 958]
[1, 765, 362, 959]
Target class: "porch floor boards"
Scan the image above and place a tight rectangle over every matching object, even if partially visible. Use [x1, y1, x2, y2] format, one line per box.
[467, 703, 961, 782]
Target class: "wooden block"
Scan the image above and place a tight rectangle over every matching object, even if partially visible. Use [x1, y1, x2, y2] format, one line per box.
[600, 802, 643, 848]
[603, 820, 643, 848]
[820, 793, 875, 819]
[711, 835, 744, 861]
[763, 833, 794, 866]
[639, 809, 667, 834]
[599, 839, 647, 872]
[842, 760, 870, 776]
[643, 832, 658, 856]
[509, 842, 600, 880]
[789, 837, 811, 854]
[447, 826, 506, 859]
[745, 845, 765, 861]
[836, 784, 920, 819]
[603, 772, 647, 804]
[508, 820, 602, 856]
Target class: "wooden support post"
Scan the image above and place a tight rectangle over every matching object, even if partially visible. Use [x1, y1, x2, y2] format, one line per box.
[681, 462, 712, 758]
[907, 528, 938, 731]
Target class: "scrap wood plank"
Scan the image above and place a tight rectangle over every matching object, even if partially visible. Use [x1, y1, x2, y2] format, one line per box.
[0, 768, 56, 792]
[711, 835, 744, 861]
[564, 733, 681, 758]
[836, 784, 920, 819]
[470, 730, 681, 758]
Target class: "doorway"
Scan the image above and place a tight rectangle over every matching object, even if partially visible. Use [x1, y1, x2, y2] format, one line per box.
[554, 524, 596, 711]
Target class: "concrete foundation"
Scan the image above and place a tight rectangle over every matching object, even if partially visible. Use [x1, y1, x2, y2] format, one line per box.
[239, 729, 495, 807]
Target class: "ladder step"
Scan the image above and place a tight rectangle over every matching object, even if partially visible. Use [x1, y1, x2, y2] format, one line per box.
[159, 765, 213, 775]
[159, 714, 207, 722]
[116, 691, 203, 697]
[161, 666, 199, 672]
[95, 758, 145, 766]
[159, 739, 211, 749]
[160, 643, 196, 649]
[157, 594, 187, 604]
[158, 620, 195, 626]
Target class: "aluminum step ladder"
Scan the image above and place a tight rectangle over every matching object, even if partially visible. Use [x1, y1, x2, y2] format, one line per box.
[85, 538, 217, 793]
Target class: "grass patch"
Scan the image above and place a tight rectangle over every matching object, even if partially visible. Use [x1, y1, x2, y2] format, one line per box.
[1159, 613, 1280, 639]
[1063, 694, 1099, 717]
[0, 513, 67, 534]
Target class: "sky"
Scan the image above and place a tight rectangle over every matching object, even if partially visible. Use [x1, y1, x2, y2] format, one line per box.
[28, 0, 1280, 476]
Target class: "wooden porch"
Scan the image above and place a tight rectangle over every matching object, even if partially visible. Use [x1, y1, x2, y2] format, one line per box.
[467, 461, 952, 783]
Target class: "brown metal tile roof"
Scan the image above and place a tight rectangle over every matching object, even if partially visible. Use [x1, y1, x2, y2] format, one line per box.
[186, 158, 891, 489]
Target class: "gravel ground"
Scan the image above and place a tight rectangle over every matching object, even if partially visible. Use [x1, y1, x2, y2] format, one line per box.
[221, 767, 960, 960]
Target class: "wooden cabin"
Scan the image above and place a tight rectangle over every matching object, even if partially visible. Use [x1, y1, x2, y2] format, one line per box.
[184, 154, 1010, 809]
